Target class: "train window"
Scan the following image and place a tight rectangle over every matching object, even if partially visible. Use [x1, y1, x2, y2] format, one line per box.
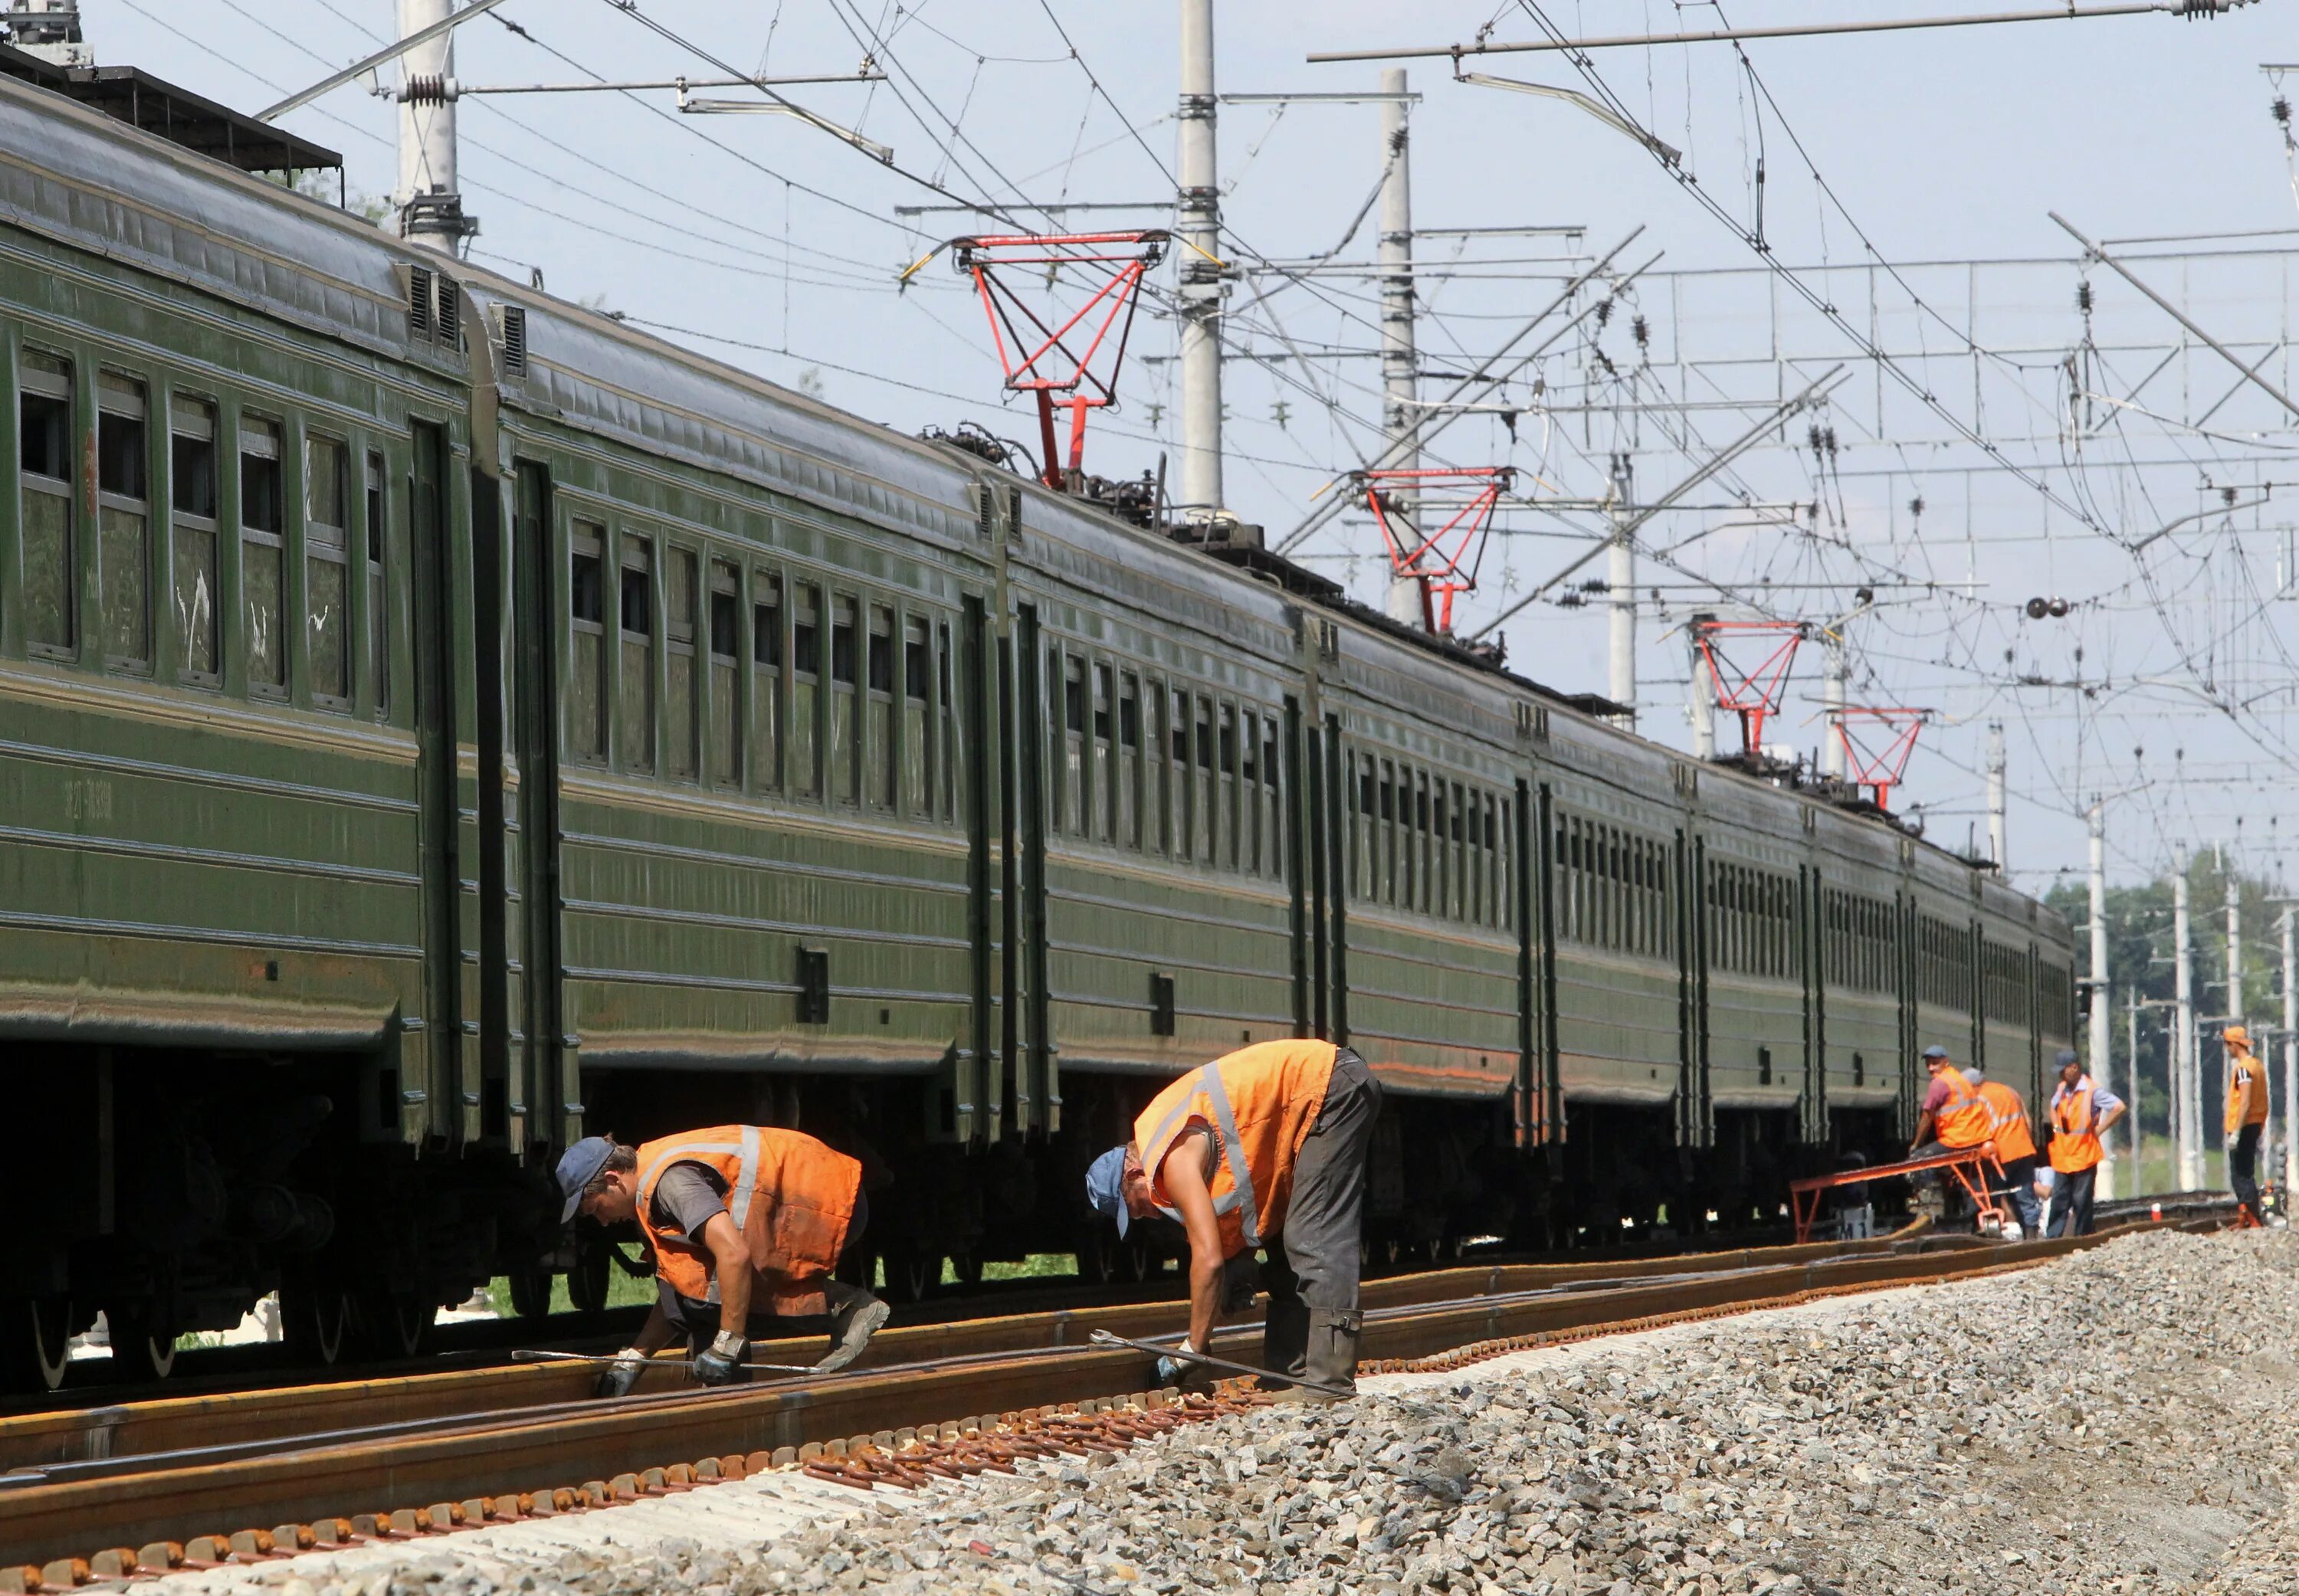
[828, 594, 857, 805]
[1118, 671, 1142, 850]
[937, 620, 959, 824]
[97, 372, 149, 671]
[791, 582, 820, 800]
[663, 548, 698, 781]
[751, 572, 788, 788]
[1488, 795, 1503, 928]
[305, 434, 349, 707]
[170, 398, 221, 684]
[902, 614, 931, 816]
[618, 535, 656, 774]
[1194, 698, 1215, 866]
[241, 416, 287, 696]
[1378, 760, 1397, 906]
[1218, 705, 1238, 871]
[366, 451, 388, 718]
[1093, 664, 1115, 842]
[566, 525, 607, 763]
[1055, 651, 1084, 835]
[865, 605, 894, 810]
[709, 559, 740, 787]
[1158, 683, 1180, 856]
[1239, 713, 1260, 871]
[1497, 796, 1512, 930]
[1357, 755, 1376, 900]
[1261, 723, 1281, 880]
[19, 349, 74, 657]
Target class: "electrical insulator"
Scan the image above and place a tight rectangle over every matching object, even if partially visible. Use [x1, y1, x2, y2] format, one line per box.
[2046, 597, 2071, 618]
[2025, 597, 2049, 619]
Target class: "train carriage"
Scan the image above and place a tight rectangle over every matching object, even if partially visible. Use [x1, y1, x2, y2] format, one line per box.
[0, 64, 2078, 1391]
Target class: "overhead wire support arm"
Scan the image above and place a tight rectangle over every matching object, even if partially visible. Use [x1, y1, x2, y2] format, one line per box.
[1306, 1, 2258, 64]
[2051, 212, 2299, 427]
[256, 0, 513, 122]
[1467, 365, 1848, 642]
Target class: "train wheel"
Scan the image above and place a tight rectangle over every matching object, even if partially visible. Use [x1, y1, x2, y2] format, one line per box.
[0, 1298, 73, 1394]
[103, 1303, 177, 1382]
[280, 1285, 352, 1367]
[567, 1247, 612, 1315]
[356, 1289, 435, 1361]
[507, 1268, 554, 1319]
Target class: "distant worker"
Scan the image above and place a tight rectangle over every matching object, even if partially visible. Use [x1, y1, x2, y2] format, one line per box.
[2224, 1026, 2271, 1224]
[556, 1127, 890, 1397]
[2045, 1050, 2127, 1238]
[1972, 1068, 2043, 1239]
[1085, 1039, 1380, 1399]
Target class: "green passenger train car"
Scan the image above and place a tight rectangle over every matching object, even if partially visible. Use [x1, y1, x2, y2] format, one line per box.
[0, 70, 2074, 1389]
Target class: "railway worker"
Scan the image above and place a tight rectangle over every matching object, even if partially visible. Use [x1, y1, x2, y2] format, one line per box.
[555, 1128, 890, 1397]
[2045, 1050, 2127, 1238]
[1970, 1067, 2043, 1239]
[1907, 1044, 1994, 1172]
[2223, 1025, 2271, 1224]
[1084, 1038, 1380, 1400]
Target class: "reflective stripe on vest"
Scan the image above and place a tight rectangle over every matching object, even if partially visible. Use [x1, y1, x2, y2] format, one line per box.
[1141, 1061, 1263, 1249]
[636, 1129, 760, 1306]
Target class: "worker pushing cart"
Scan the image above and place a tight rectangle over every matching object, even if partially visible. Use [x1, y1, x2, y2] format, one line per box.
[556, 1127, 890, 1398]
[1085, 1038, 1381, 1400]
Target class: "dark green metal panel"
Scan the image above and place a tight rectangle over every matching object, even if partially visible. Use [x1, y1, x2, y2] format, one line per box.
[1287, 698, 1313, 1039]
[409, 418, 460, 1147]
[512, 460, 564, 1157]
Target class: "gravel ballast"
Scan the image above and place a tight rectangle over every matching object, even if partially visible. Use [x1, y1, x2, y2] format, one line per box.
[182, 1227, 2299, 1596]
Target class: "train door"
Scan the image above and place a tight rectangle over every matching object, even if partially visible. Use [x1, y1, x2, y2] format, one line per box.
[512, 463, 565, 1161]
[999, 603, 1051, 1136]
[1678, 830, 1713, 1150]
[1289, 705, 1346, 1043]
[1801, 866, 1826, 1145]
[408, 420, 464, 1145]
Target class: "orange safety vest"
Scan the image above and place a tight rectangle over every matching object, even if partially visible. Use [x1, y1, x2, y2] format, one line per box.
[1976, 1080, 2037, 1164]
[2226, 1049, 2271, 1135]
[1134, 1039, 1336, 1260]
[2048, 1080, 2104, 1175]
[1933, 1063, 1993, 1149]
[633, 1126, 861, 1319]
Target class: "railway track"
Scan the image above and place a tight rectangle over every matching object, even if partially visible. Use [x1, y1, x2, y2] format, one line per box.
[0, 1211, 2231, 1588]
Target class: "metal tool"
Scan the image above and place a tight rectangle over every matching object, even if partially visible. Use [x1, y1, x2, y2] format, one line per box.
[1086, 1328, 1353, 1397]
[509, 1348, 822, 1375]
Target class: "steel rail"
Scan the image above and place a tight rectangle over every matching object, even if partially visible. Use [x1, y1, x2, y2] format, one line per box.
[0, 1217, 2222, 1575]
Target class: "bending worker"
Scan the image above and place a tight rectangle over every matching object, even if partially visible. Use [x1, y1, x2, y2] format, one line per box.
[1084, 1038, 1381, 1398]
[2045, 1050, 2127, 1237]
[1907, 1044, 1994, 1167]
[556, 1126, 890, 1396]
[2224, 1025, 2271, 1224]
[1973, 1067, 2043, 1240]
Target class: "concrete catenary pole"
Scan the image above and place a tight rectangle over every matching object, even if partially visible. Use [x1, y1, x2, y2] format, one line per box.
[1607, 454, 1635, 726]
[2127, 984, 2143, 1185]
[2227, 857, 2244, 1027]
[2283, 906, 2297, 1195]
[2174, 844, 2197, 1191]
[395, 0, 471, 253]
[1175, 0, 1225, 522]
[2087, 798, 2112, 1195]
[1986, 725, 2008, 867]
[1687, 624, 1716, 759]
[1376, 68, 1422, 627]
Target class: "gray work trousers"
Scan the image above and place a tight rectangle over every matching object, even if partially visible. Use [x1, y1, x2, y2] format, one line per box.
[1261, 1047, 1381, 1373]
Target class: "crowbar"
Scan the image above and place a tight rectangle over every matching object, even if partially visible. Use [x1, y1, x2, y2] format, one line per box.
[1086, 1328, 1354, 1398]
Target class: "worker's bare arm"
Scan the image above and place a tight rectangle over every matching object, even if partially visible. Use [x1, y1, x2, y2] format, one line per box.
[1159, 1127, 1227, 1355]
[698, 1210, 753, 1339]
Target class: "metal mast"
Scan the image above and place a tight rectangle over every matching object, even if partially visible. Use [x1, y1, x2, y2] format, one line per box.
[1820, 629, 1847, 778]
[2227, 857, 2244, 1027]
[395, 0, 475, 251]
[1377, 67, 1421, 624]
[2174, 844, 2197, 1190]
[1175, 0, 1224, 521]
[1607, 454, 1635, 726]
[2087, 798, 2112, 1194]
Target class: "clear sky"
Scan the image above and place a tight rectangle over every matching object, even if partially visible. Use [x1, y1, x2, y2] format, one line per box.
[76, 0, 2299, 894]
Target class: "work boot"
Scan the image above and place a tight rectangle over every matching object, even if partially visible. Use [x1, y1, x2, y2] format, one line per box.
[1261, 1291, 1309, 1387]
[1271, 1308, 1360, 1404]
[817, 1281, 890, 1374]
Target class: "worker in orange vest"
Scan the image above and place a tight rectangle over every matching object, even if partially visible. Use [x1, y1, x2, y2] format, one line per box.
[2223, 1025, 2271, 1223]
[1971, 1067, 2042, 1238]
[2045, 1050, 2127, 1237]
[556, 1128, 889, 1396]
[1085, 1039, 1382, 1398]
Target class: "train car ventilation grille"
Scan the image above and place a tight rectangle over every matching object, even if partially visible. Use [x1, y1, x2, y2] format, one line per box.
[975, 483, 995, 539]
[407, 264, 434, 337]
[435, 277, 461, 348]
[498, 305, 528, 376]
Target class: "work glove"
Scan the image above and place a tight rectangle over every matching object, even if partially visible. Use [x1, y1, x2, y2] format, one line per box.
[594, 1347, 647, 1399]
[1220, 1252, 1261, 1315]
[693, 1329, 747, 1387]
[1156, 1339, 1207, 1389]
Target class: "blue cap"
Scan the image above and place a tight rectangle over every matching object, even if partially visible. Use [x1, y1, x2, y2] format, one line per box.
[1922, 1044, 1949, 1060]
[2055, 1048, 2080, 1068]
[1084, 1145, 1131, 1239]
[556, 1136, 615, 1224]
